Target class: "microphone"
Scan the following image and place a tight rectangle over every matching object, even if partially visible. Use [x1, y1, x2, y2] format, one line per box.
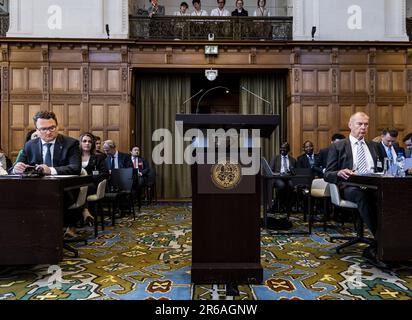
[105, 24, 110, 39]
[180, 89, 204, 113]
[196, 86, 230, 114]
[311, 26, 316, 41]
[240, 85, 272, 114]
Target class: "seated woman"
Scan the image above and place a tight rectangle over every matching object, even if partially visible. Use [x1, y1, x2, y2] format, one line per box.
[253, 0, 270, 16]
[65, 132, 109, 237]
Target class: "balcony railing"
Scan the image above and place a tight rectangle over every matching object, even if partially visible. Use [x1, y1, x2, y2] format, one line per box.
[0, 13, 9, 37]
[129, 16, 292, 41]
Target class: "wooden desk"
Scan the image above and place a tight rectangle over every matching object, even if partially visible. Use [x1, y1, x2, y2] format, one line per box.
[0, 175, 92, 265]
[347, 175, 412, 261]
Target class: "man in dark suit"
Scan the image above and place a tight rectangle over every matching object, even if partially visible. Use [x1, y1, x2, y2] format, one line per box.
[373, 128, 404, 172]
[314, 133, 345, 177]
[324, 112, 382, 266]
[296, 140, 322, 176]
[130, 146, 150, 188]
[13, 111, 81, 175]
[268, 142, 297, 212]
[404, 133, 412, 158]
[231, 0, 248, 16]
[148, 0, 165, 17]
[12, 111, 82, 237]
[103, 140, 133, 171]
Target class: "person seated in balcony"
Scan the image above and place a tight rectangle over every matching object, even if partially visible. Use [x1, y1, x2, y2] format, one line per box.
[232, 0, 248, 16]
[175, 2, 190, 16]
[148, 0, 165, 17]
[191, 0, 208, 16]
[253, 0, 271, 16]
[210, 0, 230, 16]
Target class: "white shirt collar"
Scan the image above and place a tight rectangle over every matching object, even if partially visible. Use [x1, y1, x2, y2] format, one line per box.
[40, 138, 56, 145]
[349, 134, 365, 145]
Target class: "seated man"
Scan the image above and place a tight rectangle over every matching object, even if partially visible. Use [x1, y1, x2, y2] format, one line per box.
[404, 132, 412, 158]
[130, 146, 150, 188]
[268, 142, 296, 212]
[210, 0, 230, 16]
[296, 140, 321, 176]
[314, 133, 345, 178]
[174, 1, 190, 15]
[13, 111, 81, 176]
[373, 127, 404, 172]
[12, 111, 82, 237]
[103, 140, 133, 171]
[324, 112, 384, 267]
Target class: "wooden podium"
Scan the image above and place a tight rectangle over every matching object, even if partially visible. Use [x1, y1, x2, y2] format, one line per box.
[176, 114, 279, 284]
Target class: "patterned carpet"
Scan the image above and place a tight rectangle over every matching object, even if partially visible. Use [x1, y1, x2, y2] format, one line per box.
[0, 203, 411, 300]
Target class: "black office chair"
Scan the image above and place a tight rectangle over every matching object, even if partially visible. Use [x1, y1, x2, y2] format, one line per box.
[103, 168, 136, 225]
[143, 166, 157, 205]
[290, 167, 314, 216]
[328, 183, 374, 253]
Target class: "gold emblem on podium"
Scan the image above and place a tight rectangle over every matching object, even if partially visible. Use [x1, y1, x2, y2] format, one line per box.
[211, 161, 242, 189]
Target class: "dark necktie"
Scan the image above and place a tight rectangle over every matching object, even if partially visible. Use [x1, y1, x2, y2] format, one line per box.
[308, 155, 314, 167]
[44, 143, 52, 167]
[111, 156, 115, 170]
[133, 157, 137, 169]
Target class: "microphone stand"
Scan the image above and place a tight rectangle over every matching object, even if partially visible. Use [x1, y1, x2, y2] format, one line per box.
[196, 86, 230, 114]
[240, 85, 272, 114]
[180, 89, 204, 113]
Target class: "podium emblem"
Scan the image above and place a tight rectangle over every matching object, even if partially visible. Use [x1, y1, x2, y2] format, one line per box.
[211, 162, 242, 189]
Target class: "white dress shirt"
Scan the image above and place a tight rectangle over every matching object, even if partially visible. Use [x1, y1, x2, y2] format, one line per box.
[381, 141, 398, 162]
[210, 8, 230, 16]
[191, 9, 208, 16]
[349, 134, 374, 173]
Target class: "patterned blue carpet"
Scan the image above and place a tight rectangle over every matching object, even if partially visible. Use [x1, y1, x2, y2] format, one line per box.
[0, 203, 411, 300]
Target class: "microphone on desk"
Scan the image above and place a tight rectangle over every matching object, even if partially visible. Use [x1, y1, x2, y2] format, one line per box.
[180, 89, 204, 113]
[240, 85, 272, 114]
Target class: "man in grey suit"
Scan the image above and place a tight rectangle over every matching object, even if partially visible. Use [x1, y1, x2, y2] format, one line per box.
[325, 112, 382, 265]
[13, 111, 81, 175]
[148, 0, 165, 17]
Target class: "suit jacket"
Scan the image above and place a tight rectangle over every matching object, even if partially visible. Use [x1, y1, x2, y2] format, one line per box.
[84, 153, 109, 184]
[269, 154, 297, 173]
[132, 156, 150, 176]
[324, 138, 378, 185]
[313, 147, 330, 177]
[231, 9, 248, 16]
[297, 153, 322, 176]
[148, 5, 165, 16]
[105, 151, 133, 170]
[17, 134, 81, 175]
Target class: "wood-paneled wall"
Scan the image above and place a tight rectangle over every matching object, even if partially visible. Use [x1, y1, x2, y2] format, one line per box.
[1, 41, 131, 160]
[1, 40, 412, 161]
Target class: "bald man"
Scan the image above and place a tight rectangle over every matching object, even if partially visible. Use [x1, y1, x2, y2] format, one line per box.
[325, 112, 383, 265]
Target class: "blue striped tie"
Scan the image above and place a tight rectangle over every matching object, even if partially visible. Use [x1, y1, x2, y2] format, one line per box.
[356, 141, 368, 174]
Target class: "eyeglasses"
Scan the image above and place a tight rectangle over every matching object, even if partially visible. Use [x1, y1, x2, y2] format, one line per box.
[218, 1, 224, 3]
[37, 125, 57, 133]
